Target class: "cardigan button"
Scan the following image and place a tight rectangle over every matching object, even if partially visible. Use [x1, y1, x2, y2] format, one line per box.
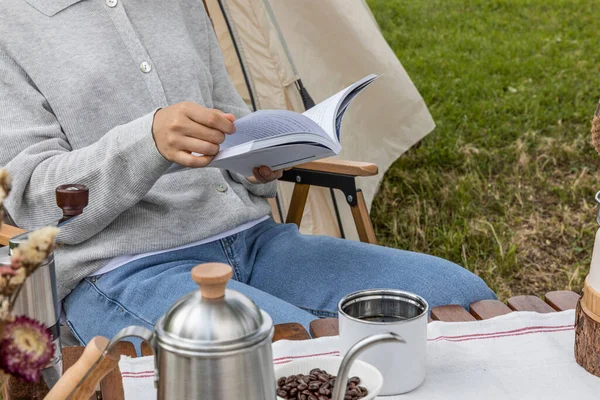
[216, 184, 228, 193]
[106, 0, 118, 7]
[139, 62, 152, 73]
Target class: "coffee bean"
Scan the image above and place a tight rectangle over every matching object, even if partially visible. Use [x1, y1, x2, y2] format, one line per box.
[278, 369, 366, 400]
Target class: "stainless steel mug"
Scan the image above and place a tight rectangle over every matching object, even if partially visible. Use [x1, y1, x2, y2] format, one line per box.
[338, 289, 429, 395]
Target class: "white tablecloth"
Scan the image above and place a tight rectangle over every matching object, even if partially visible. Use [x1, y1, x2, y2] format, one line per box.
[119, 310, 600, 399]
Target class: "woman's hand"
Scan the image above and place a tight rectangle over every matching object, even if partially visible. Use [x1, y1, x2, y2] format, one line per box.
[152, 102, 235, 168]
[248, 166, 283, 184]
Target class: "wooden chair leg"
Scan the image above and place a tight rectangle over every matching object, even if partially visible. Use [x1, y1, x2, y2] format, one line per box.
[285, 184, 310, 227]
[350, 190, 377, 244]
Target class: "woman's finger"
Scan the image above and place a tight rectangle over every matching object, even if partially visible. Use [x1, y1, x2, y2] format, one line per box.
[185, 106, 236, 134]
[258, 166, 283, 181]
[175, 136, 220, 156]
[172, 151, 214, 168]
[252, 167, 269, 183]
[180, 119, 227, 144]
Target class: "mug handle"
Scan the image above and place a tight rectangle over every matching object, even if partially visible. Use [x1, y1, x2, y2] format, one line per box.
[332, 333, 406, 400]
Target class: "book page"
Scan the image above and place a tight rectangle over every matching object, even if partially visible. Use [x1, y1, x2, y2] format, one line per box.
[302, 74, 379, 142]
[302, 92, 344, 142]
[336, 78, 377, 119]
[221, 110, 331, 149]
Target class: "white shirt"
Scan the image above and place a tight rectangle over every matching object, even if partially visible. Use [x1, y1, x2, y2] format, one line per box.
[90, 216, 269, 276]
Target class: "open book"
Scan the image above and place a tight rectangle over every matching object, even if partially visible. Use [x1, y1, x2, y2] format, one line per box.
[205, 74, 380, 176]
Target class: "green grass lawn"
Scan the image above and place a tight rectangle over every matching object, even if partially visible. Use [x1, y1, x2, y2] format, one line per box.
[368, 0, 600, 299]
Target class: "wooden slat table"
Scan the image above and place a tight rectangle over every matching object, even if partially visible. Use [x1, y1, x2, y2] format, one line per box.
[4, 291, 580, 400]
[309, 290, 581, 338]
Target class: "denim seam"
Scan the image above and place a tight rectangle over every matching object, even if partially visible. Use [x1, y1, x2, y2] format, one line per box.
[219, 238, 243, 282]
[82, 278, 155, 327]
[221, 234, 237, 250]
[65, 320, 85, 345]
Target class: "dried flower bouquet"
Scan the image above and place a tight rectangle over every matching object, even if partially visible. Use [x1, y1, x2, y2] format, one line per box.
[0, 168, 59, 383]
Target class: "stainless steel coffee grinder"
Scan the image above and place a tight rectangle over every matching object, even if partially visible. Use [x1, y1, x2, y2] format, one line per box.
[1, 184, 88, 389]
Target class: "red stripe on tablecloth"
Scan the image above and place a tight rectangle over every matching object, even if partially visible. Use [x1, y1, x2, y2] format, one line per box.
[429, 326, 574, 343]
[122, 374, 154, 378]
[272, 351, 340, 362]
[122, 324, 576, 373]
[273, 351, 341, 365]
[428, 324, 574, 342]
[272, 325, 574, 364]
[121, 351, 344, 376]
[275, 359, 296, 365]
[121, 371, 154, 375]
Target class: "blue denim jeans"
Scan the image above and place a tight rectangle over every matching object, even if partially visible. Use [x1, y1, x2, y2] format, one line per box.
[64, 219, 496, 345]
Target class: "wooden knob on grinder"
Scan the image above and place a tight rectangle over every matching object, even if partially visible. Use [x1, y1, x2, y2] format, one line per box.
[56, 184, 89, 223]
[192, 263, 233, 299]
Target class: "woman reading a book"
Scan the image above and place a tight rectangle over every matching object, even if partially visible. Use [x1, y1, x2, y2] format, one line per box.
[0, 0, 496, 343]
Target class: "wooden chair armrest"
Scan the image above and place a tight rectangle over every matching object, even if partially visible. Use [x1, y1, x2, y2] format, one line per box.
[292, 158, 378, 177]
[0, 224, 26, 247]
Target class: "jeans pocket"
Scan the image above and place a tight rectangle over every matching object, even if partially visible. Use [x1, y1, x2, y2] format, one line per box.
[86, 274, 104, 287]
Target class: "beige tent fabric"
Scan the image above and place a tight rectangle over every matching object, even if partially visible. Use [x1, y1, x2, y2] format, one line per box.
[205, 0, 435, 240]
[205, 0, 304, 112]
[206, 0, 341, 237]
